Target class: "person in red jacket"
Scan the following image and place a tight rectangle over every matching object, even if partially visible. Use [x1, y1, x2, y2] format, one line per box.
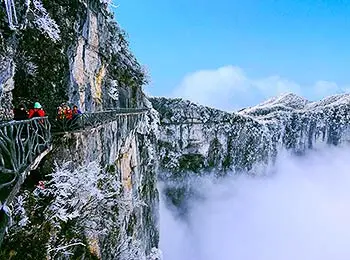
[63, 105, 73, 120]
[28, 102, 46, 118]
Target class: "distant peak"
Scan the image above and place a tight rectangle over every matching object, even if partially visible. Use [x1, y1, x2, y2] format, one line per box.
[258, 93, 308, 108]
[306, 93, 350, 110]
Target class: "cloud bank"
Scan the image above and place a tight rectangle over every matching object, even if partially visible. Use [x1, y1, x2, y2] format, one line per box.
[172, 65, 350, 111]
[160, 145, 350, 260]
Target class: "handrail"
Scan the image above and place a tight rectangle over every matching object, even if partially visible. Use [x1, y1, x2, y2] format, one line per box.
[50, 108, 149, 133]
[0, 117, 52, 202]
[0, 108, 148, 199]
[0, 108, 149, 244]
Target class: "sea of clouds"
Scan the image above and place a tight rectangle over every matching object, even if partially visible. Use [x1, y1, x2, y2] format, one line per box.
[160, 145, 350, 260]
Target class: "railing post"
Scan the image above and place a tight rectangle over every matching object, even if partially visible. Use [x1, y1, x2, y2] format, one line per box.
[0, 117, 52, 243]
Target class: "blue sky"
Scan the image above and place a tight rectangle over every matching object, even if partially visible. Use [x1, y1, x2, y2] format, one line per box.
[113, 0, 350, 110]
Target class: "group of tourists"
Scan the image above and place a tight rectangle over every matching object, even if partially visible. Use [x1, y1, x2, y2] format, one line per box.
[56, 104, 82, 121]
[13, 102, 82, 121]
[13, 102, 46, 121]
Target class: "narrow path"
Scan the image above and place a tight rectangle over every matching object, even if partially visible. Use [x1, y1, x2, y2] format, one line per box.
[0, 108, 150, 244]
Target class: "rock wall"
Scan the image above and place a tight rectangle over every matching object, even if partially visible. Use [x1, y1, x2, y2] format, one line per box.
[151, 97, 277, 177]
[0, 6, 15, 121]
[0, 103, 161, 259]
[67, 3, 146, 112]
[0, 56, 14, 121]
[152, 94, 350, 177]
[151, 94, 350, 211]
[0, 0, 147, 117]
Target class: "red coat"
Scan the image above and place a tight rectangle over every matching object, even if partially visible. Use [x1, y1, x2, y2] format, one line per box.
[64, 109, 73, 120]
[28, 108, 46, 118]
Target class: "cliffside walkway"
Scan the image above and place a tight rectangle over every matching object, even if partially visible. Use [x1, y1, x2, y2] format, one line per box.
[0, 108, 149, 199]
[50, 108, 149, 133]
[0, 108, 149, 197]
[0, 107, 149, 244]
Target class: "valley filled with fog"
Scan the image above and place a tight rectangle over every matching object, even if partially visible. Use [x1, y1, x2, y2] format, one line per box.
[160, 145, 350, 260]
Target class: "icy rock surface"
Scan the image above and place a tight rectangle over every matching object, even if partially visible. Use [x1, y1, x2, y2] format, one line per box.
[151, 94, 350, 214]
[1, 106, 161, 259]
[151, 93, 350, 176]
[0, 0, 147, 117]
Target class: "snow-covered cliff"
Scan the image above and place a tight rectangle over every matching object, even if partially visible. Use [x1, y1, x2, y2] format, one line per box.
[0, 0, 147, 117]
[0, 102, 161, 259]
[152, 93, 350, 177]
[0, 1, 161, 259]
[151, 94, 350, 210]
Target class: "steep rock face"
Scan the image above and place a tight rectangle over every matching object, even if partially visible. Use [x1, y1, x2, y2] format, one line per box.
[0, 6, 15, 121]
[0, 104, 161, 259]
[151, 97, 276, 176]
[0, 0, 147, 117]
[151, 94, 350, 212]
[0, 56, 14, 121]
[66, 2, 146, 112]
[152, 93, 350, 176]
[0, 1, 161, 258]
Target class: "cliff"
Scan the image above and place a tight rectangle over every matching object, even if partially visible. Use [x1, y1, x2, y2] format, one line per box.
[0, 102, 161, 259]
[0, 1, 161, 259]
[151, 94, 350, 211]
[152, 93, 350, 176]
[0, 0, 147, 118]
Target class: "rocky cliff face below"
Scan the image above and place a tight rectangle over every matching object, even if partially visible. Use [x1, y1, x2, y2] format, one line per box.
[152, 93, 350, 177]
[151, 94, 350, 211]
[1, 104, 161, 259]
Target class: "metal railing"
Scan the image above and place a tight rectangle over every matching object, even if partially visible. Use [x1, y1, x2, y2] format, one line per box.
[50, 108, 149, 133]
[0, 108, 149, 244]
[0, 117, 51, 202]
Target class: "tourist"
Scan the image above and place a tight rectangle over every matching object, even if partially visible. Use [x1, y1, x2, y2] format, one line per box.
[13, 104, 28, 120]
[56, 106, 65, 120]
[72, 105, 82, 116]
[28, 102, 46, 118]
[63, 105, 73, 120]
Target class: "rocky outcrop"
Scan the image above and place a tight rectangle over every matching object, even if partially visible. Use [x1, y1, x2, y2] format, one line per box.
[0, 103, 161, 259]
[0, 0, 147, 117]
[151, 94, 350, 211]
[152, 94, 350, 178]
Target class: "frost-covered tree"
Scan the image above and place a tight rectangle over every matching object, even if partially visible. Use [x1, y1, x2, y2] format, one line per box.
[2, 0, 60, 41]
[30, 0, 60, 41]
[3, 161, 159, 259]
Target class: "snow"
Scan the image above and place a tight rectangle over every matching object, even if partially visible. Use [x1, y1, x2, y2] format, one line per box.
[4, 0, 18, 29]
[152, 92, 350, 176]
[306, 93, 350, 110]
[240, 93, 350, 120]
[31, 0, 60, 42]
[3, 0, 61, 41]
[7, 160, 156, 258]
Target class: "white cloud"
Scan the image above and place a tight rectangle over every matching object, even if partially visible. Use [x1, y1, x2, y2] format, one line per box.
[172, 65, 349, 111]
[160, 145, 350, 260]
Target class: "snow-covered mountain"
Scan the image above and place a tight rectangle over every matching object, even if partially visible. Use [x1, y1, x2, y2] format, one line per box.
[150, 94, 350, 213]
[152, 93, 350, 176]
[2, 0, 350, 258]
